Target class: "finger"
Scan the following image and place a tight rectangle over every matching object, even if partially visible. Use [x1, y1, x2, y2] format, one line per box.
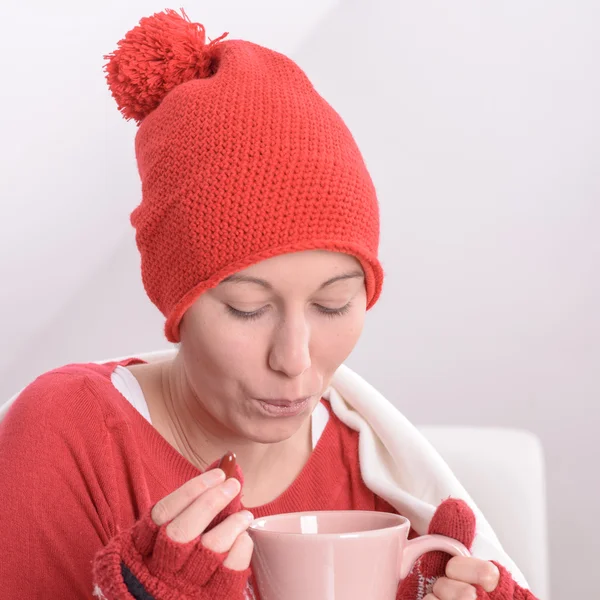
[222, 531, 254, 571]
[446, 556, 500, 592]
[166, 477, 241, 543]
[432, 576, 478, 600]
[423, 595, 439, 600]
[152, 469, 226, 526]
[201, 510, 254, 554]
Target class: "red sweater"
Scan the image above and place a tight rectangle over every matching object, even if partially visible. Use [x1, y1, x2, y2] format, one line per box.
[0, 361, 536, 600]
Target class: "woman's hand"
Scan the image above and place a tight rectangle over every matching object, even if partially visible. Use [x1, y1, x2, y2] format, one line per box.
[425, 556, 500, 599]
[151, 468, 255, 570]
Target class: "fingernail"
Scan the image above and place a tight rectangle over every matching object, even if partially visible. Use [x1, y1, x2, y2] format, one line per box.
[203, 469, 225, 485]
[241, 510, 254, 523]
[222, 477, 241, 497]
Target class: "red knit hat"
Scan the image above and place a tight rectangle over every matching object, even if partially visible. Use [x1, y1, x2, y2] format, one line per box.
[105, 9, 383, 342]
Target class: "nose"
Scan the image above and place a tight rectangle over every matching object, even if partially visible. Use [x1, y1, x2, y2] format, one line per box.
[268, 313, 311, 378]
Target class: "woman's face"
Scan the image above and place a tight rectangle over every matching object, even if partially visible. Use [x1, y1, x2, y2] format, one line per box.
[179, 250, 367, 443]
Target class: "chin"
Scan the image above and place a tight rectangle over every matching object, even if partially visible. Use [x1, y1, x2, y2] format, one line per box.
[241, 410, 312, 444]
[244, 421, 304, 444]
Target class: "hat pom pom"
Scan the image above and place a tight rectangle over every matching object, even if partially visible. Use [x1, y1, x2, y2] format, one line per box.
[104, 9, 227, 123]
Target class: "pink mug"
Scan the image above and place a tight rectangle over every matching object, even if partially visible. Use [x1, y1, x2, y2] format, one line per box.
[248, 510, 470, 600]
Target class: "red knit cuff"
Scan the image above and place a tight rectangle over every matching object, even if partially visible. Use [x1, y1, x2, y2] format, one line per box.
[482, 561, 514, 599]
[484, 562, 538, 600]
[93, 509, 250, 600]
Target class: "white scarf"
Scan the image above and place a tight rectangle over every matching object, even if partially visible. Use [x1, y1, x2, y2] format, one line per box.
[325, 364, 529, 589]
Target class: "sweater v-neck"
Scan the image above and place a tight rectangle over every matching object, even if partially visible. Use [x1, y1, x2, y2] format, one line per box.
[104, 360, 342, 518]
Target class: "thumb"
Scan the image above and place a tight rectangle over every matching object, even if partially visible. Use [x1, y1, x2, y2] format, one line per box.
[420, 498, 477, 578]
[428, 498, 476, 546]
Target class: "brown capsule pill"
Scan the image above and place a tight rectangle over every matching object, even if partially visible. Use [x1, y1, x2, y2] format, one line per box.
[218, 450, 237, 479]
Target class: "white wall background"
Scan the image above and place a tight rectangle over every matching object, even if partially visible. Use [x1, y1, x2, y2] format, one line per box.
[1, 1, 598, 598]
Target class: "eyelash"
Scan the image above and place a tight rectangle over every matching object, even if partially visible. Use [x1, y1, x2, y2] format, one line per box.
[226, 302, 352, 321]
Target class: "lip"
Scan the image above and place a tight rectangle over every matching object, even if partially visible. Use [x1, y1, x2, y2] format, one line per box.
[253, 396, 311, 417]
[258, 397, 310, 407]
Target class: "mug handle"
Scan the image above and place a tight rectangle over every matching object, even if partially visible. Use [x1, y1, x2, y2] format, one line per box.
[399, 534, 471, 580]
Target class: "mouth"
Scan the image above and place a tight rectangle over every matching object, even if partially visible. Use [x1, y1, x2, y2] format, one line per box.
[258, 397, 310, 407]
[253, 396, 312, 417]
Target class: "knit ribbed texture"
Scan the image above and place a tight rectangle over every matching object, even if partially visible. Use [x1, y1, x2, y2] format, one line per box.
[93, 510, 251, 600]
[104, 10, 383, 342]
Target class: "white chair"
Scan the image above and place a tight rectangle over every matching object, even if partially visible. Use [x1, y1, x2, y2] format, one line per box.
[419, 426, 550, 600]
[1, 350, 549, 599]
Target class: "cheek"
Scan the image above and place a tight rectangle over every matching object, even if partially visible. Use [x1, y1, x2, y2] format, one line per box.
[312, 310, 365, 369]
[181, 306, 266, 382]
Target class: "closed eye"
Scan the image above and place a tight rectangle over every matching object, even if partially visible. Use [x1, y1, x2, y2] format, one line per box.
[315, 302, 352, 318]
[226, 306, 266, 321]
[226, 302, 353, 321]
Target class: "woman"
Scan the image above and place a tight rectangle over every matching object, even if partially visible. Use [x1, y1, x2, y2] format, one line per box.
[0, 9, 538, 600]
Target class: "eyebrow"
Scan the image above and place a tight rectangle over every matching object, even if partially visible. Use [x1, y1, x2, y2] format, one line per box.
[220, 270, 364, 291]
